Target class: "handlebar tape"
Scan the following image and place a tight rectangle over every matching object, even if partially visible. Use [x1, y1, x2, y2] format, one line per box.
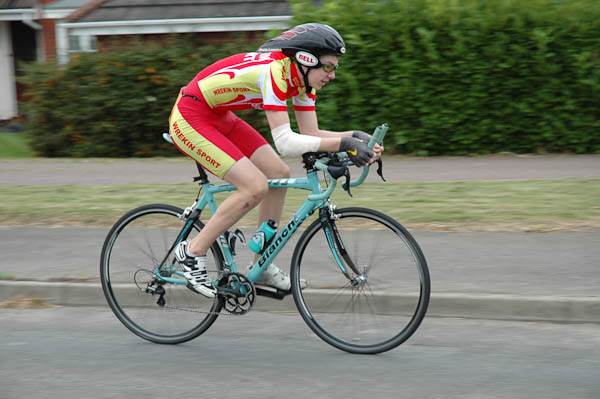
[368, 124, 388, 149]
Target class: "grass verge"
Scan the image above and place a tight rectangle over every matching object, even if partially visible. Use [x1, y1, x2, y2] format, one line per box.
[0, 133, 34, 158]
[1, 178, 599, 231]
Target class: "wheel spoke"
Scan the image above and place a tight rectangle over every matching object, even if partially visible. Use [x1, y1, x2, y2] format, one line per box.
[291, 207, 430, 354]
[100, 205, 224, 344]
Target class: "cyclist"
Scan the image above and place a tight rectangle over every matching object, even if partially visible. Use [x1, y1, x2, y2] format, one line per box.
[169, 23, 384, 297]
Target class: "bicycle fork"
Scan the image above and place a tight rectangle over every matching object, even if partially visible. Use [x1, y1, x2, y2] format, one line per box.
[319, 205, 367, 287]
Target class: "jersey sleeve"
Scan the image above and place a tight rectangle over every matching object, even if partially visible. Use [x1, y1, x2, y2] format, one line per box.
[261, 61, 289, 111]
[293, 89, 316, 112]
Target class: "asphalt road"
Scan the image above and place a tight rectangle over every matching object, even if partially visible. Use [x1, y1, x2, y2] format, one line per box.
[1, 307, 598, 399]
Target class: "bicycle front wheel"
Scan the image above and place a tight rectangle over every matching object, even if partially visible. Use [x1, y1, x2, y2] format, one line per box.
[100, 204, 224, 344]
[291, 207, 430, 354]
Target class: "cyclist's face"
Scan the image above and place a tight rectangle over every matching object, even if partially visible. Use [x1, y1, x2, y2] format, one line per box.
[308, 55, 340, 90]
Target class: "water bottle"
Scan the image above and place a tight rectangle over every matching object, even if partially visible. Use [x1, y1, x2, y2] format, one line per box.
[248, 219, 278, 254]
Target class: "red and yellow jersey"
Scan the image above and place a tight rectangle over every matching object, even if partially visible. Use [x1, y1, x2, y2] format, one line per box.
[184, 51, 316, 113]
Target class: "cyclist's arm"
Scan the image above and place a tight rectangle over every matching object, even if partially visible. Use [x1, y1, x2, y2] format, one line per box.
[295, 109, 384, 157]
[265, 110, 342, 153]
[294, 109, 353, 138]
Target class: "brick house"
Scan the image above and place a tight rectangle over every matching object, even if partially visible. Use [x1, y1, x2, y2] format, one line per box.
[1, 0, 291, 120]
[1, 0, 87, 119]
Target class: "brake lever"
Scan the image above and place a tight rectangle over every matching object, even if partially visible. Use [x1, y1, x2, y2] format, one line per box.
[341, 167, 352, 197]
[376, 158, 386, 182]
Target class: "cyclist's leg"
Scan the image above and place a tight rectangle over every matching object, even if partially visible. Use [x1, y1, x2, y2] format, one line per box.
[222, 115, 291, 228]
[214, 114, 297, 289]
[250, 147, 290, 227]
[169, 99, 269, 256]
[226, 120, 300, 289]
[225, 116, 289, 245]
[189, 158, 268, 256]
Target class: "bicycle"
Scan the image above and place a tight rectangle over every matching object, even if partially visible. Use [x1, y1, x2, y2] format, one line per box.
[100, 124, 430, 354]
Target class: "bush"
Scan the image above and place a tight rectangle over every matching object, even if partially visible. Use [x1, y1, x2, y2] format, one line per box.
[20, 1, 600, 156]
[291, 0, 600, 154]
[19, 35, 268, 157]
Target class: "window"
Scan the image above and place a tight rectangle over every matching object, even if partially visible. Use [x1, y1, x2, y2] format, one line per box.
[68, 34, 98, 54]
[89, 35, 97, 51]
[68, 34, 81, 51]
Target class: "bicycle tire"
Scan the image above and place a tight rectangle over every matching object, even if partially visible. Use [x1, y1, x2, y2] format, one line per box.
[291, 207, 430, 354]
[100, 204, 224, 344]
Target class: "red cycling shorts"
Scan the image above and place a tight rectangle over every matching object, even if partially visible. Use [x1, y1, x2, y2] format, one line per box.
[168, 90, 268, 179]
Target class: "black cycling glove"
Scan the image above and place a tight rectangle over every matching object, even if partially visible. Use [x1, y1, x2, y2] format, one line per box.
[340, 136, 374, 167]
[352, 130, 372, 143]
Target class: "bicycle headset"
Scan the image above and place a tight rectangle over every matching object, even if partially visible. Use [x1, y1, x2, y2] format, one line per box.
[257, 23, 346, 92]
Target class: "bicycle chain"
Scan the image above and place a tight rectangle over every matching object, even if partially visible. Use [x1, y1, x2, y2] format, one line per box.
[157, 271, 255, 316]
[161, 302, 244, 316]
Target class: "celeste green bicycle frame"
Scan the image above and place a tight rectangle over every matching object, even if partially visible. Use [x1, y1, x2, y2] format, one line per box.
[154, 123, 388, 288]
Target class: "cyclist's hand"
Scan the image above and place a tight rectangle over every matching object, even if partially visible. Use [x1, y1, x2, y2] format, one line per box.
[340, 137, 374, 167]
[353, 130, 384, 161]
[352, 130, 372, 143]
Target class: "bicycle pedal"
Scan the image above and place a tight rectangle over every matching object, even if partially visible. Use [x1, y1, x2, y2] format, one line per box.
[255, 286, 291, 300]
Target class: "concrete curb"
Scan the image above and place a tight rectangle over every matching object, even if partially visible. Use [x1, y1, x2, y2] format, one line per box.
[1, 281, 599, 323]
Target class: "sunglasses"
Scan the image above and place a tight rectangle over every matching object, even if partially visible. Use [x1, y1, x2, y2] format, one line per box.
[321, 63, 339, 73]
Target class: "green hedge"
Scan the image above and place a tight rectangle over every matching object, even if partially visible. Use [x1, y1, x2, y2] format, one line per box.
[20, 0, 600, 156]
[292, 0, 600, 154]
[19, 36, 268, 157]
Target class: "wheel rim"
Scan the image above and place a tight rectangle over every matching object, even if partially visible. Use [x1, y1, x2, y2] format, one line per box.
[101, 206, 222, 342]
[293, 209, 429, 353]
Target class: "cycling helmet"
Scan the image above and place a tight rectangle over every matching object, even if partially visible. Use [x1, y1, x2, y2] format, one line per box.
[258, 23, 346, 90]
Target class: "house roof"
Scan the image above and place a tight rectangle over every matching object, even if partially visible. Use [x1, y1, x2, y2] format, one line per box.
[45, 0, 90, 9]
[0, 0, 37, 8]
[68, 0, 291, 23]
[0, 0, 38, 23]
[0, 0, 88, 21]
[54, 0, 292, 63]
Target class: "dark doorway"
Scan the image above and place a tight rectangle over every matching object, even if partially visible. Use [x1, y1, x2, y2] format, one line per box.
[11, 21, 37, 62]
[10, 21, 37, 101]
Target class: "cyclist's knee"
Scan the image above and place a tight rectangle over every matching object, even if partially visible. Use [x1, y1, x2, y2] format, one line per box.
[272, 162, 291, 179]
[225, 158, 269, 203]
[250, 146, 291, 179]
[241, 178, 268, 206]
[240, 179, 269, 210]
[261, 157, 290, 179]
[254, 179, 269, 199]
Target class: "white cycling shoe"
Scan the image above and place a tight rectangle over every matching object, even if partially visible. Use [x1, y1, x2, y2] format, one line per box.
[174, 241, 217, 298]
[250, 263, 307, 291]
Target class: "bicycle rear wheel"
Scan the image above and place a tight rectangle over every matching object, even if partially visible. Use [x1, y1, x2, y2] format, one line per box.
[291, 207, 430, 354]
[100, 204, 224, 344]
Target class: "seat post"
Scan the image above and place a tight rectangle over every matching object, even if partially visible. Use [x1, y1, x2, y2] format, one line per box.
[194, 163, 210, 184]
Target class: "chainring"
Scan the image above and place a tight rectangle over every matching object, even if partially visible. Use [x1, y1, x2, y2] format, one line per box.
[217, 272, 256, 315]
